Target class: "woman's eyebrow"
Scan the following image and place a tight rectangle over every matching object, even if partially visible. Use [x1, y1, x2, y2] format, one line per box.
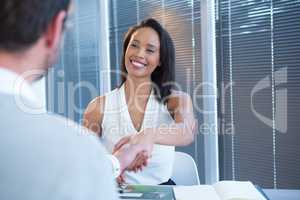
[132, 39, 140, 43]
[147, 43, 158, 49]
[132, 38, 158, 49]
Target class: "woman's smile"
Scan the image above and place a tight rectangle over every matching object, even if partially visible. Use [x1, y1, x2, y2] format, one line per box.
[130, 58, 147, 69]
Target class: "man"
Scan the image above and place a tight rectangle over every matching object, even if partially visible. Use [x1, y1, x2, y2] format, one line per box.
[0, 0, 146, 199]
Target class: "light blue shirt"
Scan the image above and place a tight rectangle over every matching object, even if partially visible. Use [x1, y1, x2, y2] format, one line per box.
[0, 68, 118, 200]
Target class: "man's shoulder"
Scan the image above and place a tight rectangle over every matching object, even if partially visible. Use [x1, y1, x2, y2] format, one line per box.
[0, 93, 106, 154]
[0, 94, 117, 200]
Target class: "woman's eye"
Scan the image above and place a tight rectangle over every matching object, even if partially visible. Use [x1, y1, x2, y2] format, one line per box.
[130, 43, 138, 48]
[146, 49, 155, 53]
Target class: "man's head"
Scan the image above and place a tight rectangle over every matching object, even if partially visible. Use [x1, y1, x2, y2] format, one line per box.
[0, 0, 71, 81]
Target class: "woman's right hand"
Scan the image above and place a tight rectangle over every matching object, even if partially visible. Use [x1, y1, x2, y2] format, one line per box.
[127, 151, 149, 172]
[113, 133, 153, 172]
[113, 131, 155, 158]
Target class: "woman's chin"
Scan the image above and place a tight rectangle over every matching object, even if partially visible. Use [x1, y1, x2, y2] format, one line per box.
[127, 67, 149, 77]
[127, 72, 151, 80]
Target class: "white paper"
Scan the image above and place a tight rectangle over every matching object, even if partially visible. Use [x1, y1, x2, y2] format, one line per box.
[173, 185, 221, 200]
[213, 181, 266, 200]
[119, 192, 143, 198]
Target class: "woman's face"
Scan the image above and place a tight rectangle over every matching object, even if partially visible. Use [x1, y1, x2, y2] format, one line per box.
[125, 27, 160, 80]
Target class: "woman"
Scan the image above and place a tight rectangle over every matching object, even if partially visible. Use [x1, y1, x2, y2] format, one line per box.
[83, 18, 196, 185]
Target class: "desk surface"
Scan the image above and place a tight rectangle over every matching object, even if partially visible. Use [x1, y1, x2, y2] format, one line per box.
[123, 185, 300, 200]
[263, 189, 300, 200]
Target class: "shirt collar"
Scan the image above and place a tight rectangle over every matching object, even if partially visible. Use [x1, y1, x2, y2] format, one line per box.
[0, 68, 39, 104]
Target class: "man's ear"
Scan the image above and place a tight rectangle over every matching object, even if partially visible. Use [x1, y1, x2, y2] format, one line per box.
[44, 11, 67, 50]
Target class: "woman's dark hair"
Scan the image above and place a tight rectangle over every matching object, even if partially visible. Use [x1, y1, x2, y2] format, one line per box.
[121, 18, 175, 104]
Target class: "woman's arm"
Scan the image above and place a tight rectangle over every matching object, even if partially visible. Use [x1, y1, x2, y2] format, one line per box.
[114, 91, 197, 154]
[82, 96, 105, 137]
[150, 90, 196, 146]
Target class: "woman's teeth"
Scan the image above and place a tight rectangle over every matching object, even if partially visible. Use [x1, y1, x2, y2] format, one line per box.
[131, 60, 146, 68]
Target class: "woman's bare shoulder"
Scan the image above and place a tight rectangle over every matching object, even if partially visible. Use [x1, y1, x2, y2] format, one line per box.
[167, 90, 192, 110]
[84, 95, 106, 122]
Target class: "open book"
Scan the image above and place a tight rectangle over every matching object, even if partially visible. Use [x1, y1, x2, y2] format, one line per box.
[173, 181, 267, 200]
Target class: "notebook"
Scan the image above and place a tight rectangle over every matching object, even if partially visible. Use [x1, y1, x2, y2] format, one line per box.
[118, 185, 174, 200]
[173, 181, 268, 200]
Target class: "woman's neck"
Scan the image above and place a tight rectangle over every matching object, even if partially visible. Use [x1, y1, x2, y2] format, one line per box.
[124, 77, 152, 104]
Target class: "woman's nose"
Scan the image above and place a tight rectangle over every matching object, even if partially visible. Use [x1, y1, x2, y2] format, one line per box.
[136, 48, 145, 58]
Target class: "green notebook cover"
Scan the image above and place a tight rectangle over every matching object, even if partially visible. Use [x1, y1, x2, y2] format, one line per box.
[118, 185, 174, 200]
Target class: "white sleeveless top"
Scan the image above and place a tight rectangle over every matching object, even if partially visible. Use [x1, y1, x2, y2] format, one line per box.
[101, 84, 175, 185]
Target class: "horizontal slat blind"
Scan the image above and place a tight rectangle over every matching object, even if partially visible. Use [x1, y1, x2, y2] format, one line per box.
[274, 0, 300, 189]
[47, 0, 103, 122]
[217, 0, 300, 188]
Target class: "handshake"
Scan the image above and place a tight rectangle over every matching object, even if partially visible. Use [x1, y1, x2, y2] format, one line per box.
[112, 131, 154, 184]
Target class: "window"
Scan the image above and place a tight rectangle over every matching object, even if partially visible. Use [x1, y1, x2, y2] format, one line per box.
[217, 0, 300, 188]
[46, 0, 107, 123]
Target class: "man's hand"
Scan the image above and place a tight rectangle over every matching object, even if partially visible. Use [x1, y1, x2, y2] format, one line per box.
[115, 150, 148, 185]
[112, 142, 149, 174]
[127, 150, 149, 172]
[113, 131, 154, 173]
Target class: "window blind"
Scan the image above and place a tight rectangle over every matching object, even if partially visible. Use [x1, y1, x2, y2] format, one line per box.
[47, 0, 103, 122]
[217, 0, 300, 188]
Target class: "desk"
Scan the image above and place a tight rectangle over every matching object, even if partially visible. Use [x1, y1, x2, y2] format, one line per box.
[263, 189, 300, 200]
[123, 185, 300, 200]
